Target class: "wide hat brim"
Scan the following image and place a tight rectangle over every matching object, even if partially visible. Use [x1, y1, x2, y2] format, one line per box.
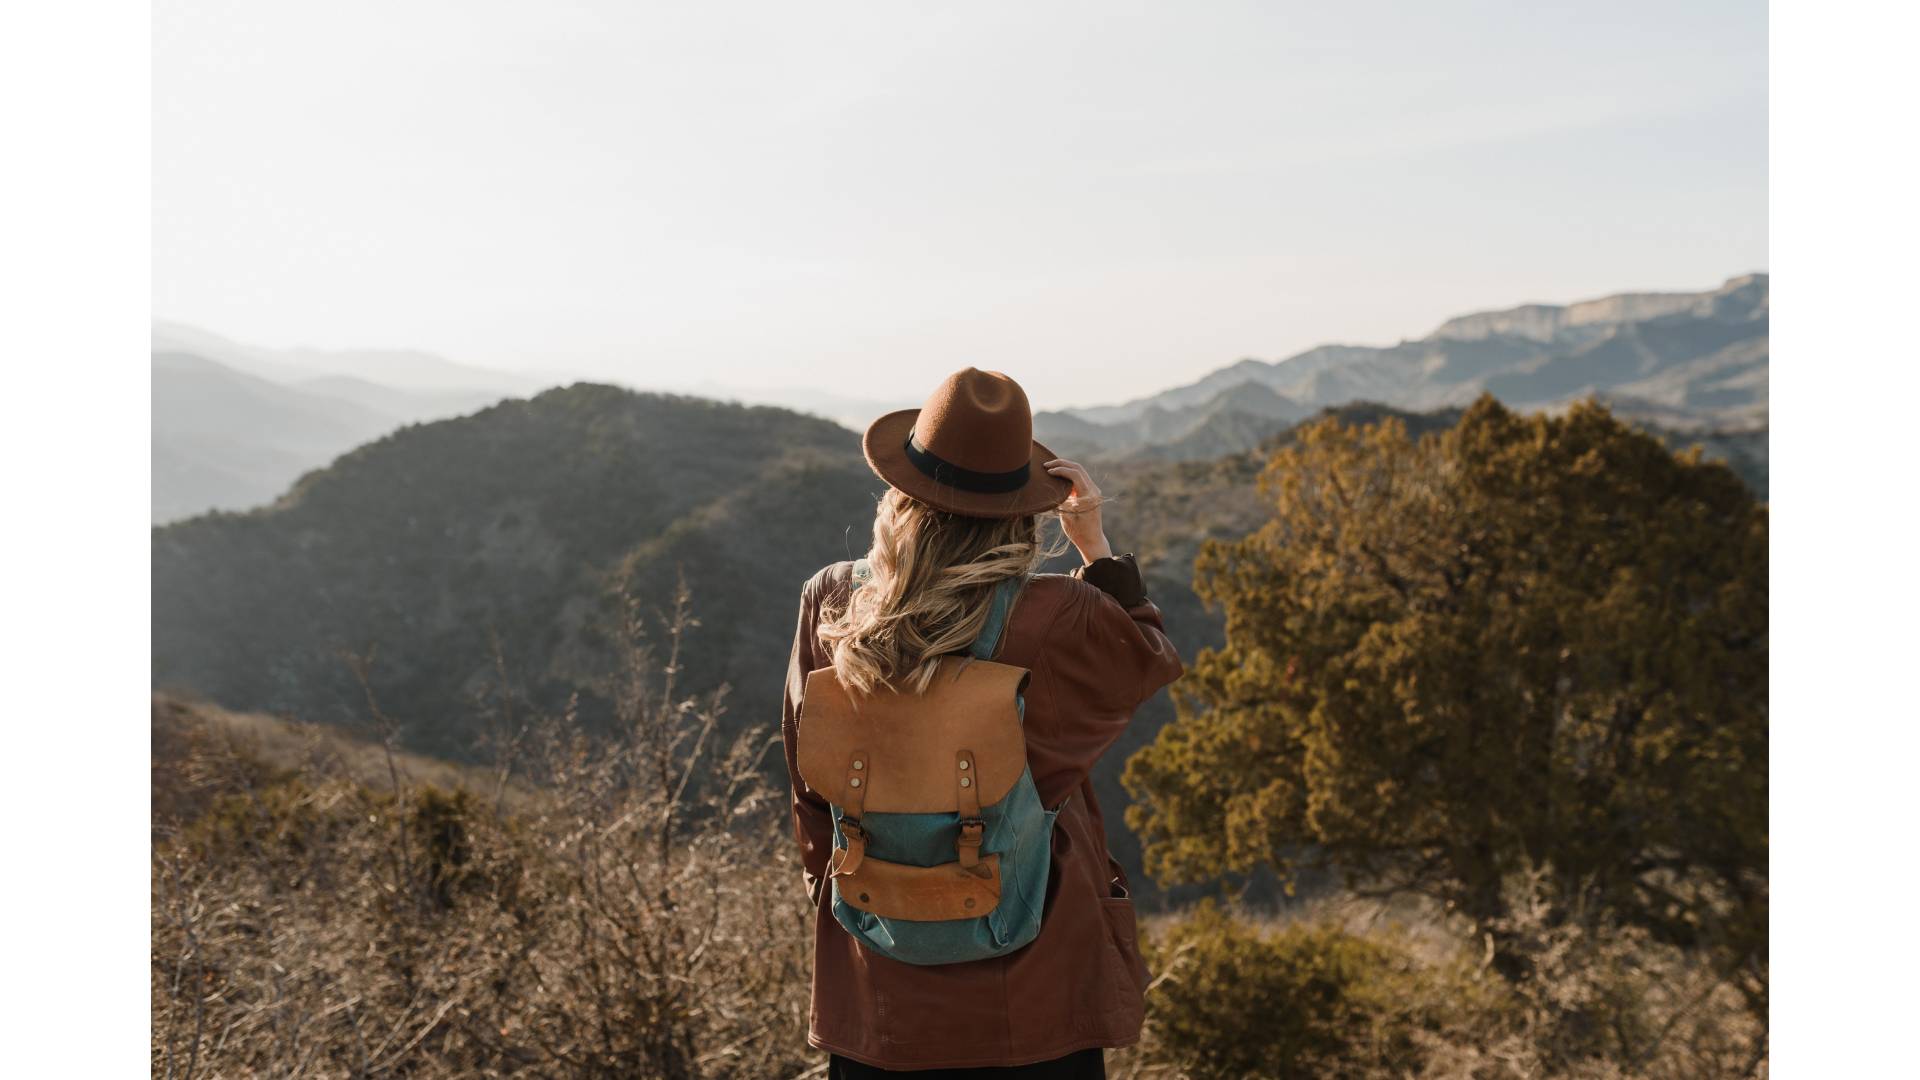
[862, 408, 1073, 519]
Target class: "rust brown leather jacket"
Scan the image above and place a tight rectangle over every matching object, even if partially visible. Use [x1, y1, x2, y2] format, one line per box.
[781, 555, 1184, 1070]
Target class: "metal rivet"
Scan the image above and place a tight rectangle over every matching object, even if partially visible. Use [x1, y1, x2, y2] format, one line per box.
[849, 777, 862, 788]
[852, 760, 864, 770]
[960, 777, 971, 788]
[860, 893, 870, 903]
[959, 760, 970, 770]
[964, 898, 976, 909]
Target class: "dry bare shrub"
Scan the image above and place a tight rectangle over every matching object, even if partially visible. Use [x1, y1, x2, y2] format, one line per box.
[1406, 869, 1768, 1080]
[1122, 870, 1766, 1080]
[151, 585, 814, 1079]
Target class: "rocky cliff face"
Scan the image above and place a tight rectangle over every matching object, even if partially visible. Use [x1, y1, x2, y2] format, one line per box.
[1038, 274, 1768, 461]
[1435, 273, 1767, 342]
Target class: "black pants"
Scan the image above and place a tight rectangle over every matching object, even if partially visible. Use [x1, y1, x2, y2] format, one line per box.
[827, 1048, 1105, 1079]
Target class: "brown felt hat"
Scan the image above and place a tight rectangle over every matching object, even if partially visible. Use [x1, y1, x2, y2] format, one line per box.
[862, 368, 1072, 519]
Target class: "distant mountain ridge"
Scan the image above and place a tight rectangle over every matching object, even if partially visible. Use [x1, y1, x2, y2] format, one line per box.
[1038, 274, 1767, 460]
[152, 320, 544, 395]
[151, 350, 523, 523]
[1432, 273, 1765, 342]
[150, 320, 552, 523]
[152, 352, 405, 523]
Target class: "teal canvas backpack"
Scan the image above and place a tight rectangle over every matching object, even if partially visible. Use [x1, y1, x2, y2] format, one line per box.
[796, 560, 1059, 965]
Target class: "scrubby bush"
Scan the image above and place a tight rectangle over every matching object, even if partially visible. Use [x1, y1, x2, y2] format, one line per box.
[1139, 900, 1451, 1078]
[1415, 870, 1769, 1080]
[151, 587, 812, 1079]
[1128, 874, 1766, 1080]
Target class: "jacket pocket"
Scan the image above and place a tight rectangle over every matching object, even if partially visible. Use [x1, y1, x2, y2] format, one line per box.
[1099, 893, 1150, 1020]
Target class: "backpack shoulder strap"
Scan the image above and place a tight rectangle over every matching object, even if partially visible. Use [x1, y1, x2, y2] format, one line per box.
[968, 575, 1024, 660]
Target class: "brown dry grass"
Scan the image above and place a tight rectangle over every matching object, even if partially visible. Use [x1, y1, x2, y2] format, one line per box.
[1109, 881, 1766, 1080]
[152, 589, 814, 1079]
[153, 587, 1765, 1079]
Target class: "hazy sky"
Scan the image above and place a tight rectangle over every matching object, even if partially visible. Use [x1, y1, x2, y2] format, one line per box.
[154, 1, 1766, 410]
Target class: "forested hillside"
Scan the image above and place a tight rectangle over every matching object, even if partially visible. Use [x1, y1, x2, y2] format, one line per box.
[152, 385, 877, 758]
[153, 385, 1766, 902]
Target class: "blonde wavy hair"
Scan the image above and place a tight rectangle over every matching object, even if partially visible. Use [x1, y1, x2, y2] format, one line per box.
[820, 488, 1070, 696]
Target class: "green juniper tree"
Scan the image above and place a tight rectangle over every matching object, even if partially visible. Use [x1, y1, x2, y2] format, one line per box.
[1124, 396, 1767, 1002]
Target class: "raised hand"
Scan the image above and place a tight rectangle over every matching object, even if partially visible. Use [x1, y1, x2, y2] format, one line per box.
[1043, 458, 1114, 564]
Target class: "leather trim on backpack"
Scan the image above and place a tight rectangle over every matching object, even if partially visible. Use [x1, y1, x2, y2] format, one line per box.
[798, 657, 1030, 813]
[836, 853, 1003, 921]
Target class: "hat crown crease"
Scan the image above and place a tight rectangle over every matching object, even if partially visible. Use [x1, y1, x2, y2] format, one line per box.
[915, 369, 1032, 473]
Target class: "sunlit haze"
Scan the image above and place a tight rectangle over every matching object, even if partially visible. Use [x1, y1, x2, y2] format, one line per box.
[154, 1, 1766, 410]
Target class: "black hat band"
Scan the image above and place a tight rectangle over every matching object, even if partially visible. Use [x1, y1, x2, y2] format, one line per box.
[904, 433, 1031, 494]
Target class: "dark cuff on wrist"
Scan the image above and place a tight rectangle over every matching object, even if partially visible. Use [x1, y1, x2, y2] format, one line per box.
[1073, 552, 1148, 608]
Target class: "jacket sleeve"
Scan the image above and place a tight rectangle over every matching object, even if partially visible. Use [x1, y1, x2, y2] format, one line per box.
[781, 571, 837, 906]
[1027, 554, 1185, 808]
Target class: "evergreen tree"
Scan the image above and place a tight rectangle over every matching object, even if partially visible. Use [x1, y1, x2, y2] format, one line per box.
[1124, 396, 1767, 997]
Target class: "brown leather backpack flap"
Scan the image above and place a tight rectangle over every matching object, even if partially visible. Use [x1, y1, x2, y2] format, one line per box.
[798, 657, 1029, 813]
[838, 854, 1002, 921]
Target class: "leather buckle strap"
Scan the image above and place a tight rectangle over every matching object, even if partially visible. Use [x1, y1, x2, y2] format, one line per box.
[955, 818, 989, 878]
[955, 816, 987, 873]
[831, 815, 867, 878]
